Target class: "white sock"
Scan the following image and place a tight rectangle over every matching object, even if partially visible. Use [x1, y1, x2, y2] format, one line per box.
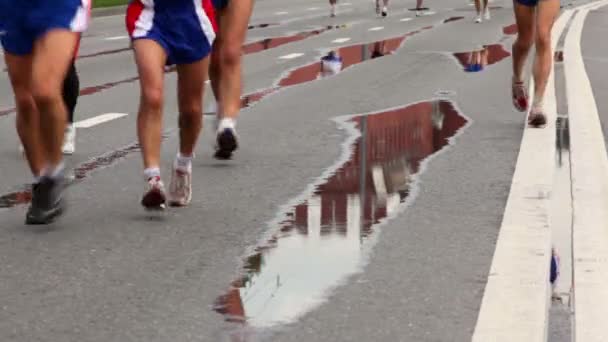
[532, 96, 544, 110]
[217, 117, 236, 132]
[144, 167, 161, 181]
[44, 162, 65, 180]
[175, 153, 193, 172]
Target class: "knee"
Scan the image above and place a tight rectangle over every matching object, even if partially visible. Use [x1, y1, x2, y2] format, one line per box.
[14, 91, 37, 120]
[141, 87, 163, 112]
[217, 43, 242, 68]
[31, 83, 61, 109]
[535, 32, 551, 51]
[178, 105, 202, 128]
[514, 34, 534, 51]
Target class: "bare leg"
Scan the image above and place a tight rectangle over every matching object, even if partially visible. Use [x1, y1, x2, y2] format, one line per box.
[132, 39, 167, 170]
[512, 2, 535, 83]
[176, 57, 210, 156]
[31, 30, 79, 168]
[5, 53, 45, 177]
[532, 0, 560, 109]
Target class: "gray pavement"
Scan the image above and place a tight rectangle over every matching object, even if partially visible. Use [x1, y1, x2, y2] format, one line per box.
[1, 0, 606, 341]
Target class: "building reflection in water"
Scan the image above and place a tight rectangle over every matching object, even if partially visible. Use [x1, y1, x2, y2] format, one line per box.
[214, 100, 467, 329]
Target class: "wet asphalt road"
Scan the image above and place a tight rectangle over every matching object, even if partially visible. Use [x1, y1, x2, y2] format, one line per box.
[0, 0, 607, 341]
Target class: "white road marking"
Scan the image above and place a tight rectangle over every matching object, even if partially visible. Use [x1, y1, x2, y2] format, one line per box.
[105, 35, 128, 41]
[471, 8, 574, 342]
[279, 53, 304, 60]
[400, 18, 413, 22]
[564, 1, 608, 341]
[332, 37, 351, 43]
[368, 26, 384, 31]
[275, 11, 289, 15]
[342, 2, 352, 5]
[307, 7, 319, 10]
[74, 113, 128, 129]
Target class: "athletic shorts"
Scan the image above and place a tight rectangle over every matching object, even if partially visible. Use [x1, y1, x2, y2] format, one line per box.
[516, 0, 540, 6]
[0, 0, 90, 55]
[126, 0, 218, 65]
[213, 0, 229, 10]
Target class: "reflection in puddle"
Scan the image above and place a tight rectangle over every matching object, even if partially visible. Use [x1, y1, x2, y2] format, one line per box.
[242, 25, 347, 54]
[239, 24, 446, 109]
[453, 44, 510, 72]
[247, 23, 279, 30]
[214, 100, 468, 328]
[503, 24, 517, 35]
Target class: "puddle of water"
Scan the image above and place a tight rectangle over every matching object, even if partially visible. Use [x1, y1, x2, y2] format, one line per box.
[503, 24, 517, 35]
[551, 116, 573, 305]
[247, 23, 279, 30]
[242, 25, 346, 54]
[453, 44, 511, 72]
[213, 100, 468, 328]
[237, 24, 450, 111]
[443, 16, 465, 23]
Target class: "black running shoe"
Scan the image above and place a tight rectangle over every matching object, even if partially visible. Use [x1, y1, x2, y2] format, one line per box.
[26, 175, 66, 225]
[214, 127, 239, 160]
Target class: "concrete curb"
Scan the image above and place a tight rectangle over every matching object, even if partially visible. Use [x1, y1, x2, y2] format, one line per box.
[91, 5, 126, 18]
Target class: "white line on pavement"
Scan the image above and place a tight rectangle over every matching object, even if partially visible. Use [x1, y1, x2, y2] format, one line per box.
[400, 18, 413, 22]
[75, 113, 128, 129]
[332, 38, 351, 43]
[105, 35, 128, 41]
[368, 26, 384, 31]
[275, 11, 289, 15]
[471, 8, 574, 342]
[564, 1, 608, 341]
[279, 53, 304, 60]
[307, 7, 319, 11]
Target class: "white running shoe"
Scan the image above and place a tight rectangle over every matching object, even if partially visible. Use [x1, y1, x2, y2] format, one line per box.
[62, 124, 76, 155]
[483, 8, 491, 20]
[381, 6, 388, 17]
[169, 162, 192, 207]
[474, 15, 482, 23]
[141, 176, 167, 210]
[375, 0, 380, 14]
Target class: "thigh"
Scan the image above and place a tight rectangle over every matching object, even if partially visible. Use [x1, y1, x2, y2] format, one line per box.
[513, 0, 536, 40]
[132, 39, 167, 99]
[32, 30, 80, 93]
[4, 52, 34, 102]
[176, 58, 210, 111]
[214, 0, 254, 49]
[536, 0, 560, 38]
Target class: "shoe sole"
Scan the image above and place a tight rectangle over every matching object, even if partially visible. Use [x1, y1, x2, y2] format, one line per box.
[215, 130, 238, 160]
[25, 202, 65, 225]
[142, 189, 167, 211]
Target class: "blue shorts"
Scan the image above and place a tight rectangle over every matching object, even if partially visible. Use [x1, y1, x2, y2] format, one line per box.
[0, 0, 89, 55]
[516, 0, 540, 6]
[126, 0, 218, 66]
[213, 0, 229, 10]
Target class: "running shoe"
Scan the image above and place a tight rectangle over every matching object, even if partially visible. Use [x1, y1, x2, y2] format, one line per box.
[382, 6, 388, 17]
[26, 175, 66, 225]
[528, 107, 547, 128]
[214, 120, 239, 160]
[141, 176, 167, 210]
[483, 7, 491, 20]
[512, 79, 529, 112]
[375, 0, 381, 15]
[474, 15, 482, 23]
[62, 124, 76, 155]
[169, 163, 192, 207]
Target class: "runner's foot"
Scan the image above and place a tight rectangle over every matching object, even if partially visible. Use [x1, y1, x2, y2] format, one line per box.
[141, 176, 167, 210]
